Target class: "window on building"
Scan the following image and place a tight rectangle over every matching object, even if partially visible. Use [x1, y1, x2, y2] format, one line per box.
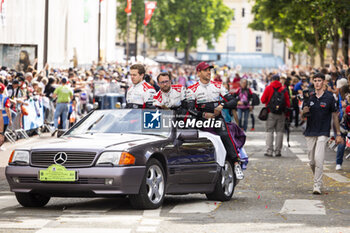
[256, 36, 262, 52]
[232, 8, 235, 21]
[242, 8, 245, 18]
[227, 34, 236, 52]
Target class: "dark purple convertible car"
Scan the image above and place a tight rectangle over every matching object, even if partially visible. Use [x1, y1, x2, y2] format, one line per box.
[6, 109, 238, 209]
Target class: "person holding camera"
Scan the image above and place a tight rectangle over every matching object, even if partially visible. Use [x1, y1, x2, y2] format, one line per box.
[261, 74, 290, 157]
[302, 73, 343, 195]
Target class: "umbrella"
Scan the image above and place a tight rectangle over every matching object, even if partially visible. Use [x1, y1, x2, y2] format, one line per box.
[130, 56, 159, 66]
[153, 54, 183, 64]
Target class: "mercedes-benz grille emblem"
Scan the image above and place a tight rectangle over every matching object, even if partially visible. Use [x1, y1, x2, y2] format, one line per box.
[54, 152, 68, 165]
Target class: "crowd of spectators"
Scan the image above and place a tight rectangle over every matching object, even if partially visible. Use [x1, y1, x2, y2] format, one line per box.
[1, 61, 350, 167]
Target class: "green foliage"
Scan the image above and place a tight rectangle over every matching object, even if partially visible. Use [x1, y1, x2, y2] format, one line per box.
[148, 0, 232, 49]
[117, 0, 233, 63]
[117, 0, 145, 40]
[249, 0, 350, 65]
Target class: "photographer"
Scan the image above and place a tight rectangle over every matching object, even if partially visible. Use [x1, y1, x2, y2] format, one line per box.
[302, 73, 343, 195]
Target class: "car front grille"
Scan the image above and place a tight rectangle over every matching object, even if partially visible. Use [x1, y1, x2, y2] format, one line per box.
[31, 151, 97, 168]
[18, 176, 105, 185]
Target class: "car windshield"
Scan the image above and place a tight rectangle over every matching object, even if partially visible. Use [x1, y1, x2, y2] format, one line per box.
[66, 109, 172, 137]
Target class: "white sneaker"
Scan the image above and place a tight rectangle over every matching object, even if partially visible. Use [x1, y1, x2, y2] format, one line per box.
[234, 164, 244, 180]
[335, 164, 342, 170]
[313, 184, 321, 195]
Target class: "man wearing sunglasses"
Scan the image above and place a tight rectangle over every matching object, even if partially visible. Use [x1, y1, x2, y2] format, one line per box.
[186, 62, 244, 180]
[153, 72, 186, 111]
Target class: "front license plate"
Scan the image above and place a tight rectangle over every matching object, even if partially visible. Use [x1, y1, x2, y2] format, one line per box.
[39, 164, 77, 182]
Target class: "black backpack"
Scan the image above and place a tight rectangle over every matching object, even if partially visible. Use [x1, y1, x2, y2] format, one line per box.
[267, 87, 286, 114]
[251, 93, 260, 106]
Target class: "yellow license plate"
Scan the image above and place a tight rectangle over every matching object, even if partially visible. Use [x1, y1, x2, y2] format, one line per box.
[39, 164, 77, 182]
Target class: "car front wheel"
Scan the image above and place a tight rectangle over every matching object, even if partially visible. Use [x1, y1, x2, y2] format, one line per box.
[206, 159, 236, 201]
[15, 192, 50, 207]
[129, 159, 166, 209]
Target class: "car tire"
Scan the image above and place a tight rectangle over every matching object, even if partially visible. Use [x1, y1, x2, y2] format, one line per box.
[15, 192, 50, 207]
[206, 158, 236, 201]
[129, 158, 166, 209]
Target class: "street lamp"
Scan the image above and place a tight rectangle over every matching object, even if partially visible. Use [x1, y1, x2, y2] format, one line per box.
[174, 37, 180, 57]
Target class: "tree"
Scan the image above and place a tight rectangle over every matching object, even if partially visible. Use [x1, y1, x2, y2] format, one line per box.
[117, 0, 233, 64]
[249, 0, 338, 67]
[146, 0, 233, 64]
[117, 0, 145, 57]
[334, 0, 350, 66]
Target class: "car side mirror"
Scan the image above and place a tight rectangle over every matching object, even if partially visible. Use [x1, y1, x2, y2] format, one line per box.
[177, 130, 198, 141]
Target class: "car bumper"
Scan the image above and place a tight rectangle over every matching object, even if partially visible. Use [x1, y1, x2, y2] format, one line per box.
[5, 166, 146, 196]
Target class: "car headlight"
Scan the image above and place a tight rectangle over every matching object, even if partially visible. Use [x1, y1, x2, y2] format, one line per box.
[9, 150, 30, 165]
[96, 152, 135, 166]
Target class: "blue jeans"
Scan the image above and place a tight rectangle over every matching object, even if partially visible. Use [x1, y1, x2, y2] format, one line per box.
[336, 135, 346, 165]
[237, 108, 249, 131]
[54, 103, 69, 129]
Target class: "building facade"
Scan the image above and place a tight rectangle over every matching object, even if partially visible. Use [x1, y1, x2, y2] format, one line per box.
[196, 0, 287, 71]
[0, 0, 116, 70]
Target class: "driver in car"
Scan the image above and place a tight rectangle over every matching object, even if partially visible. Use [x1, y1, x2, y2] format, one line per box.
[186, 62, 244, 180]
[126, 64, 156, 109]
[153, 72, 187, 115]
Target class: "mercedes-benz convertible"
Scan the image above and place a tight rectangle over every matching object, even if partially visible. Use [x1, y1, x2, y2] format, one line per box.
[6, 109, 241, 209]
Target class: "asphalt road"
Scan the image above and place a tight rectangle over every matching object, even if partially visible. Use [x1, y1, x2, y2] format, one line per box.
[0, 116, 349, 233]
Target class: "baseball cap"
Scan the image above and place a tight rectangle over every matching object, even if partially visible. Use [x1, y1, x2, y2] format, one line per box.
[346, 105, 350, 116]
[196, 62, 214, 72]
[0, 83, 5, 92]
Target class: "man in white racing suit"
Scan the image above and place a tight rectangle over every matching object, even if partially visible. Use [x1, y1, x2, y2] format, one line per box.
[186, 61, 244, 180]
[153, 72, 186, 110]
[126, 64, 156, 109]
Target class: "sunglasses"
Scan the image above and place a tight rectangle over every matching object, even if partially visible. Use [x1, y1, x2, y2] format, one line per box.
[159, 80, 170, 85]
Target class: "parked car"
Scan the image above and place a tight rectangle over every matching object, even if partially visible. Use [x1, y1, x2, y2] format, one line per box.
[6, 109, 239, 209]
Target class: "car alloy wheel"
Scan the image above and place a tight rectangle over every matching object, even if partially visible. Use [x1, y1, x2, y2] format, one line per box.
[221, 160, 234, 196]
[129, 158, 166, 209]
[146, 165, 165, 204]
[205, 158, 236, 201]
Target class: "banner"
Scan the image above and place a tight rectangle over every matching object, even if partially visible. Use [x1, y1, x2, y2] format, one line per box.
[0, 0, 4, 13]
[124, 0, 132, 14]
[0, 0, 6, 27]
[143, 1, 156, 26]
[83, 0, 90, 23]
[23, 98, 44, 131]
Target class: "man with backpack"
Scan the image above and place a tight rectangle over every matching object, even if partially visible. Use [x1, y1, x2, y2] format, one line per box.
[261, 75, 290, 157]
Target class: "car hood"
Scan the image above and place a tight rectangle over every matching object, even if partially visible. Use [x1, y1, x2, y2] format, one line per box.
[29, 133, 166, 151]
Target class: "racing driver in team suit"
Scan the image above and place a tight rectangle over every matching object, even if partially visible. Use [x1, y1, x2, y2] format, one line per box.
[153, 72, 187, 116]
[126, 64, 156, 108]
[186, 62, 244, 180]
